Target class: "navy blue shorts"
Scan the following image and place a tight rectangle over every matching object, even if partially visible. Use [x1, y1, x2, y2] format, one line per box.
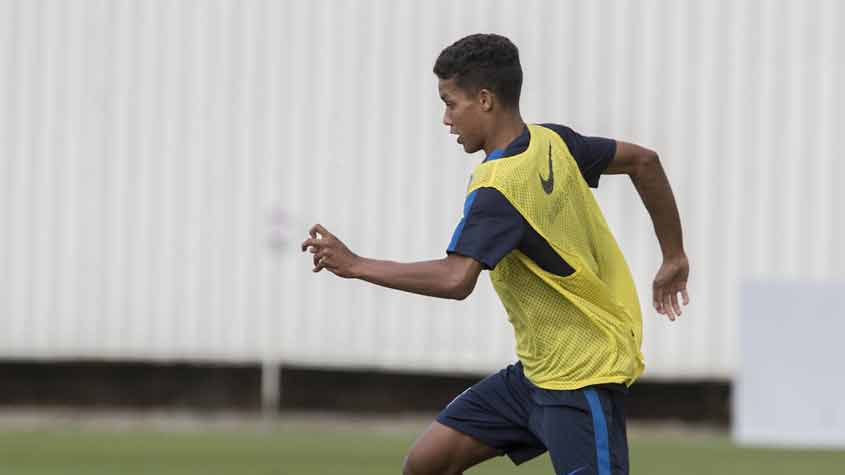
[436, 362, 629, 475]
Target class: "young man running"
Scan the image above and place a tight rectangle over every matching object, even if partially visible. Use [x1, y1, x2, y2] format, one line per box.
[301, 33, 689, 475]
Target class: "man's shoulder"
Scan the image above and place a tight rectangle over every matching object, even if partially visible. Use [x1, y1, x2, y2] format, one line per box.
[499, 123, 573, 160]
[537, 123, 577, 143]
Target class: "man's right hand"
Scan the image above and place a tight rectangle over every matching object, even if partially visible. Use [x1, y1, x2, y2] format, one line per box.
[652, 255, 690, 321]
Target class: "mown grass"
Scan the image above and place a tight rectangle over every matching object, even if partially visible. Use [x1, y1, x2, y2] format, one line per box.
[0, 424, 842, 474]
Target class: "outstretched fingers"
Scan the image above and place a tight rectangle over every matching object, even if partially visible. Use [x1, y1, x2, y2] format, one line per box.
[302, 224, 334, 252]
[309, 223, 331, 239]
[655, 285, 689, 321]
[312, 250, 331, 273]
[301, 238, 322, 252]
[662, 291, 676, 321]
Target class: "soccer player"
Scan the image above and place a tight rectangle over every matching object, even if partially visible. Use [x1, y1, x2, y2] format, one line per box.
[301, 33, 689, 475]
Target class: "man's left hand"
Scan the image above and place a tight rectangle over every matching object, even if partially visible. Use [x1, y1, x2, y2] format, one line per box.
[652, 254, 690, 321]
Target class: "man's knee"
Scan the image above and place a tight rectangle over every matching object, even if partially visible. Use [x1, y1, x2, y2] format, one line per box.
[402, 447, 455, 475]
[403, 421, 498, 474]
[401, 450, 423, 475]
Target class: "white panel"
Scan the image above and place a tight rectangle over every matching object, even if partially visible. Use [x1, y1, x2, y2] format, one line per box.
[736, 282, 845, 447]
[0, 0, 842, 380]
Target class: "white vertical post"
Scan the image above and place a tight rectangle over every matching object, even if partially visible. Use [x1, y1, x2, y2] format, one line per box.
[261, 361, 281, 415]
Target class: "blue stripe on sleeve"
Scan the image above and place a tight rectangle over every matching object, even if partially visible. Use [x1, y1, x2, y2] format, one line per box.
[584, 388, 611, 475]
[447, 189, 479, 252]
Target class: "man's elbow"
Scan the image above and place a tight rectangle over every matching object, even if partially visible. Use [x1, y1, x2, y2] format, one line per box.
[446, 275, 476, 301]
[441, 256, 482, 300]
[447, 282, 474, 300]
[634, 150, 660, 178]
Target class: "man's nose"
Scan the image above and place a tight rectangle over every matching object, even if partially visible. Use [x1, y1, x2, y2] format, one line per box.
[442, 111, 452, 127]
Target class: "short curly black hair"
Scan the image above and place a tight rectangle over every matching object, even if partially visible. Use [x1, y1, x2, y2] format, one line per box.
[433, 33, 522, 109]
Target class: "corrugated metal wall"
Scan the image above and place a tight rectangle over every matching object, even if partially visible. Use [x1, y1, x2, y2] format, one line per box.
[1, 0, 842, 379]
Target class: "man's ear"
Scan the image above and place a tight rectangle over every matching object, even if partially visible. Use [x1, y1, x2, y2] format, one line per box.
[478, 88, 494, 112]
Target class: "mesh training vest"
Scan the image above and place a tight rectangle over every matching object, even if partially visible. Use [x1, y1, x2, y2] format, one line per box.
[468, 124, 645, 390]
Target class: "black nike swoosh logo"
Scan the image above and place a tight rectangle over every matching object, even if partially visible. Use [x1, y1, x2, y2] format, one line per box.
[539, 144, 554, 194]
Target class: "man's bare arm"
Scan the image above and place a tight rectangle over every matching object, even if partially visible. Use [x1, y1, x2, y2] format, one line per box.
[352, 254, 482, 300]
[605, 142, 690, 320]
[301, 224, 483, 300]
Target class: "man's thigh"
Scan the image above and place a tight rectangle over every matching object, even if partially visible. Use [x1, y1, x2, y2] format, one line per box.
[435, 363, 546, 466]
[403, 421, 501, 475]
[537, 403, 597, 475]
[537, 387, 629, 475]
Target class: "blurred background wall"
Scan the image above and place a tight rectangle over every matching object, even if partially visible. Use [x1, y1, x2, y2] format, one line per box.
[1, 0, 842, 392]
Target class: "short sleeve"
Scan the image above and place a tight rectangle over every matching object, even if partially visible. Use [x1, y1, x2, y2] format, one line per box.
[541, 123, 616, 188]
[446, 187, 524, 270]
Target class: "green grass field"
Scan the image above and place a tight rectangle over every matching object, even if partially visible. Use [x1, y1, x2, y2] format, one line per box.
[0, 422, 843, 474]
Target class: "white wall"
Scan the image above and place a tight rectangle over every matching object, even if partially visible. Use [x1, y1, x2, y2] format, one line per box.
[1, 0, 842, 379]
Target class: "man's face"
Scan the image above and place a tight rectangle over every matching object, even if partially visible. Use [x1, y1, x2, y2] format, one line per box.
[438, 78, 485, 154]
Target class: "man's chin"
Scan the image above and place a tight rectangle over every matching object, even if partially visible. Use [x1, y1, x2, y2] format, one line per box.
[461, 143, 480, 154]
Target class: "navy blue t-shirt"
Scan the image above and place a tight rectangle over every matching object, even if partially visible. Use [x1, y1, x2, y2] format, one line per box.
[446, 124, 616, 276]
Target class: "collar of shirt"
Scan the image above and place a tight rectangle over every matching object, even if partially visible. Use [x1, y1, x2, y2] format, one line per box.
[483, 125, 531, 163]
[484, 149, 506, 162]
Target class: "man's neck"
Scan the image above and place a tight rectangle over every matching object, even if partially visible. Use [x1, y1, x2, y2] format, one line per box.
[483, 113, 526, 155]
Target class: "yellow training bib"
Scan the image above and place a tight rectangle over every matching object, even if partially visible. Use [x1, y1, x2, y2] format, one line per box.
[468, 124, 645, 390]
